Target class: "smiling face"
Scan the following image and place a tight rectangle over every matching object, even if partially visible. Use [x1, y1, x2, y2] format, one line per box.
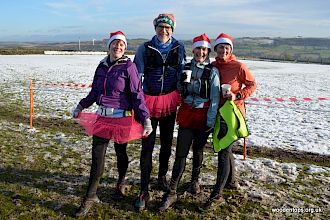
[193, 46, 209, 63]
[155, 22, 172, 43]
[109, 39, 126, 62]
[215, 43, 232, 61]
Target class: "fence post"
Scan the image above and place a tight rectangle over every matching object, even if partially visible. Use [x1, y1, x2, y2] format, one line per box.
[29, 80, 34, 128]
[243, 137, 247, 160]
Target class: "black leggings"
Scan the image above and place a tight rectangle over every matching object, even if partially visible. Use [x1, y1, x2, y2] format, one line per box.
[139, 112, 176, 193]
[86, 136, 128, 198]
[169, 127, 211, 191]
[212, 144, 236, 196]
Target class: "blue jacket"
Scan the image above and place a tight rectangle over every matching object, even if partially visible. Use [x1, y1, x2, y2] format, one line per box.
[180, 59, 220, 127]
[134, 36, 186, 95]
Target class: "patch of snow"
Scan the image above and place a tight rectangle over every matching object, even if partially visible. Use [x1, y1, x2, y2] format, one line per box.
[0, 55, 329, 155]
[307, 165, 330, 174]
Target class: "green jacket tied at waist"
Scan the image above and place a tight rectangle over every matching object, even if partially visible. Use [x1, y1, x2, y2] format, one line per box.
[213, 100, 249, 152]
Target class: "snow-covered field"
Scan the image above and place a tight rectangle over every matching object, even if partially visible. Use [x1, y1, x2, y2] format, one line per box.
[1, 54, 329, 219]
[0, 54, 329, 155]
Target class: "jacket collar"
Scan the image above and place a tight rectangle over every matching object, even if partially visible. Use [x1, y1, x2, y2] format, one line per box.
[100, 55, 129, 67]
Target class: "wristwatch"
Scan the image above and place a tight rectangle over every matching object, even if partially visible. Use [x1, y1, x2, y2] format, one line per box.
[236, 92, 242, 100]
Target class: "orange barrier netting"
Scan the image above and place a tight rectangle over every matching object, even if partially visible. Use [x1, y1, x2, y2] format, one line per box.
[35, 81, 329, 102]
[34, 81, 92, 88]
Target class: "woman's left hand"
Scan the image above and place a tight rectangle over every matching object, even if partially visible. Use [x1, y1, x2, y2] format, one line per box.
[142, 118, 153, 137]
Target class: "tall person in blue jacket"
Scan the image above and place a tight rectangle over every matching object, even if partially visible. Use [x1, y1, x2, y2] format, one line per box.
[72, 31, 152, 217]
[133, 13, 186, 210]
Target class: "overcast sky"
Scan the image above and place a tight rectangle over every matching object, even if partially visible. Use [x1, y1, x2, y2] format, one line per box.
[1, 0, 330, 42]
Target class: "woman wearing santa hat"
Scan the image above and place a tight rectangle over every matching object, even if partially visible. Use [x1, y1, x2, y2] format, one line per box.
[72, 31, 152, 217]
[203, 33, 256, 209]
[133, 13, 186, 211]
[159, 33, 220, 211]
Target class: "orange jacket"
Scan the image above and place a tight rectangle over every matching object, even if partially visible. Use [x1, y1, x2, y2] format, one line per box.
[212, 55, 256, 117]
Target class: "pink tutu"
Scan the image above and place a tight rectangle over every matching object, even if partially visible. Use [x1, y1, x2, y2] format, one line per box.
[144, 90, 181, 118]
[76, 112, 143, 144]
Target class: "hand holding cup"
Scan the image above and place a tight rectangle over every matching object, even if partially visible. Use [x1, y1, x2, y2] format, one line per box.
[182, 70, 192, 83]
[221, 84, 231, 97]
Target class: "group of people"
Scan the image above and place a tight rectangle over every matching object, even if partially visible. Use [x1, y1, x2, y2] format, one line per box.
[72, 13, 256, 216]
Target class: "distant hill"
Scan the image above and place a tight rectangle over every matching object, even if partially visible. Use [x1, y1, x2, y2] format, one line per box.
[233, 37, 330, 64]
[1, 37, 330, 64]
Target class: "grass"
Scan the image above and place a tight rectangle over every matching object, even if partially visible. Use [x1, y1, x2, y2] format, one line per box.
[0, 86, 329, 219]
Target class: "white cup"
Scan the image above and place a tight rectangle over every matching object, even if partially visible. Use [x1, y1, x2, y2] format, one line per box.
[183, 70, 192, 83]
[221, 84, 231, 96]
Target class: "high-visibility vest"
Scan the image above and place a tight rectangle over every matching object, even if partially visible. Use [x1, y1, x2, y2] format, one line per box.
[213, 100, 249, 152]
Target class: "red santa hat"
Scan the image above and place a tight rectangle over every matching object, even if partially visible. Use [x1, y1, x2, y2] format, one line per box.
[214, 33, 233, 51]
[192, 33, 211, 50]
[107, 31, 127, 48]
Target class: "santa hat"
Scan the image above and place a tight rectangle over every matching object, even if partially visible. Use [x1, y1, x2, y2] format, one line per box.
[107, 31, 127, 48]
[192, 33, 211, 50]
[153, 13, 176, 30]
[214, 33, 233, 51]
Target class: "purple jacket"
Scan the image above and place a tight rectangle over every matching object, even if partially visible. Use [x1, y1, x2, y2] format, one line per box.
[79, 56, 150, 123]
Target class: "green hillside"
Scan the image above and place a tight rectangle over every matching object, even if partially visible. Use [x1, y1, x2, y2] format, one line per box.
[1, 37, 330, 64]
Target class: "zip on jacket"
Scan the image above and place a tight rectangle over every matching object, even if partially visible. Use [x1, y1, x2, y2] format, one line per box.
[146, 44, 180, 95]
